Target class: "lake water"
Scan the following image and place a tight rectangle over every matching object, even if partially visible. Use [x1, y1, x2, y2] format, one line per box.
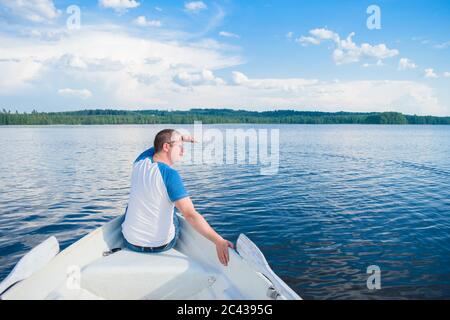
[0, 124, 449, 299]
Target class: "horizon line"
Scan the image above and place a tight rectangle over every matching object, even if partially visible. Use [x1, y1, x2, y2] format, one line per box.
[2, 108, 450, 118]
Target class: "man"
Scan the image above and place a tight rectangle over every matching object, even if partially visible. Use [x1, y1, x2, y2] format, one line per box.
[122, 129, 233, 266]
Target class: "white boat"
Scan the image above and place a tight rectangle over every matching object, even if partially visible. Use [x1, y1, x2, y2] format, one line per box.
[0, 214, 301, 300]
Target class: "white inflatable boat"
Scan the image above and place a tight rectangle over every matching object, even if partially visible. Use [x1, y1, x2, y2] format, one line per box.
[0, 214, 301, 300]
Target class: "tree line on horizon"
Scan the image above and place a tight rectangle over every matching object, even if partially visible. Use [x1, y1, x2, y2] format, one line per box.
[1, 108, 450, 125]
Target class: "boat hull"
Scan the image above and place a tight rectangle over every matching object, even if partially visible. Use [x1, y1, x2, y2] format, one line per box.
[1, 214, 301, 300]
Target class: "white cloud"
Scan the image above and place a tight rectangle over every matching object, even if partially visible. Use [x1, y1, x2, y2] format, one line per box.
[188, 38, 240, 52]
[219, 31, 239, 38]
[359, 43, 398, 59]
[231, 71, 249, 85]
[173, 69, 225, 87]
[424, 68, 438, 78]
[286, 32, 294, 39]
[398, 58, 417, 70]
[0, 23, 447, 116]
[362, 60, 385, 68]
[231, 71, 319, 91]
[226, 71, 446, 116]
[0, 0, 60, 22]
[201, 6, 226, 36]
[296, 36, 320, 46]
[25, 28, 67, 41]
[58, 88, 92, 99]
[444, 72, 450, 78]
[99, 0, 140, 11]
[298, 28, 399, 65]
[0, 24, 243, 108]
[185, 1, 207, 12]
[133, 16, 161, 27]
[0, 58, 42, 93]
[310, 28, 340, 42]
[49, 54, 124, 72]
[155, 6, 163, 12]
[55, 54, 88, 69]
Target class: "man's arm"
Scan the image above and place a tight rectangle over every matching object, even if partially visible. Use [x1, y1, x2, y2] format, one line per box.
[175, 197, 233, 266]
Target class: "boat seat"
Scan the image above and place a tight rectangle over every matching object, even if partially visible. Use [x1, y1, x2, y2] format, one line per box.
[80, 248, 217, 300]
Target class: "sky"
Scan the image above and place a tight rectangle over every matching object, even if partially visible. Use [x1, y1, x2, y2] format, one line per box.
[0, 0, 449, 115]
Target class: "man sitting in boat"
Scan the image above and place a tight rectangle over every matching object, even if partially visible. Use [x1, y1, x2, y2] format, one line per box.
[121, 129, 233, 266]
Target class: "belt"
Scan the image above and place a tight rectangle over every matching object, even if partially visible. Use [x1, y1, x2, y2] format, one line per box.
[129, 242, 168, 252]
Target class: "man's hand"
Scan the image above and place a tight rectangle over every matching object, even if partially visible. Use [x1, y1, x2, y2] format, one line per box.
[215, 237, 234, 266]
[181, 135, 196, 143]
[175, 197, 234, 267]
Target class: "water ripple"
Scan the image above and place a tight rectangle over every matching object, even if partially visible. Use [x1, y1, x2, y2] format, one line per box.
[0, 125, 449, 299]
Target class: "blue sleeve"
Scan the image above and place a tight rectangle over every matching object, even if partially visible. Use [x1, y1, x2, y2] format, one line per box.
[134, 147, 155, 163]
[158, 163, 189, 202]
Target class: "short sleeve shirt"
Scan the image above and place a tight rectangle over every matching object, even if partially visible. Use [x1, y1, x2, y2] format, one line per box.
[121, 147, 189, 247]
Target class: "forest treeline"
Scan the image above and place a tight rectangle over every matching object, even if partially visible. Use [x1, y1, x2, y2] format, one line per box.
[1, 108, 449, 125]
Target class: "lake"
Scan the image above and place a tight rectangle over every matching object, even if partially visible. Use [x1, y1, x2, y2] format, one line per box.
[0, 124, 449, 299]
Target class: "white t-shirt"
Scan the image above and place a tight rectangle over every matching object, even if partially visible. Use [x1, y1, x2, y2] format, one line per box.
[121, 147, 189, 247]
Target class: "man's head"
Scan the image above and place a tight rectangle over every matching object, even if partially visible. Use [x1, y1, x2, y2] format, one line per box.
[153, 129, 184, 164]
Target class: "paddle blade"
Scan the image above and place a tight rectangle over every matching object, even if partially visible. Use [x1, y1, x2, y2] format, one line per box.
[0, 236, 59, 295]
[236, 234, 270, 271]
[236, 233, 301, 300]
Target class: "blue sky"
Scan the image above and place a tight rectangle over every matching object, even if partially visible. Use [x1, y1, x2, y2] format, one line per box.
[0, 0, 449, 115]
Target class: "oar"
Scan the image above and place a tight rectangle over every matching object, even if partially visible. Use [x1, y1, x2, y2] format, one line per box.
[236, 234, 301, 300]
[0, 236, 59, 296]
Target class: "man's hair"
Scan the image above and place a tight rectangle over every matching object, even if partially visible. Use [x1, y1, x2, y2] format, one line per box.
[154, 129, 178, 153]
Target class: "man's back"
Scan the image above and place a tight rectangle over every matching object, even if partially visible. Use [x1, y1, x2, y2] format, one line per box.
[121, 129, 232, 266]
[121, 147, 188, 247]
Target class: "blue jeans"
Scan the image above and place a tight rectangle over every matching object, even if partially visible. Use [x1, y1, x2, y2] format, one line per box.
[124, 214, 180, 253]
